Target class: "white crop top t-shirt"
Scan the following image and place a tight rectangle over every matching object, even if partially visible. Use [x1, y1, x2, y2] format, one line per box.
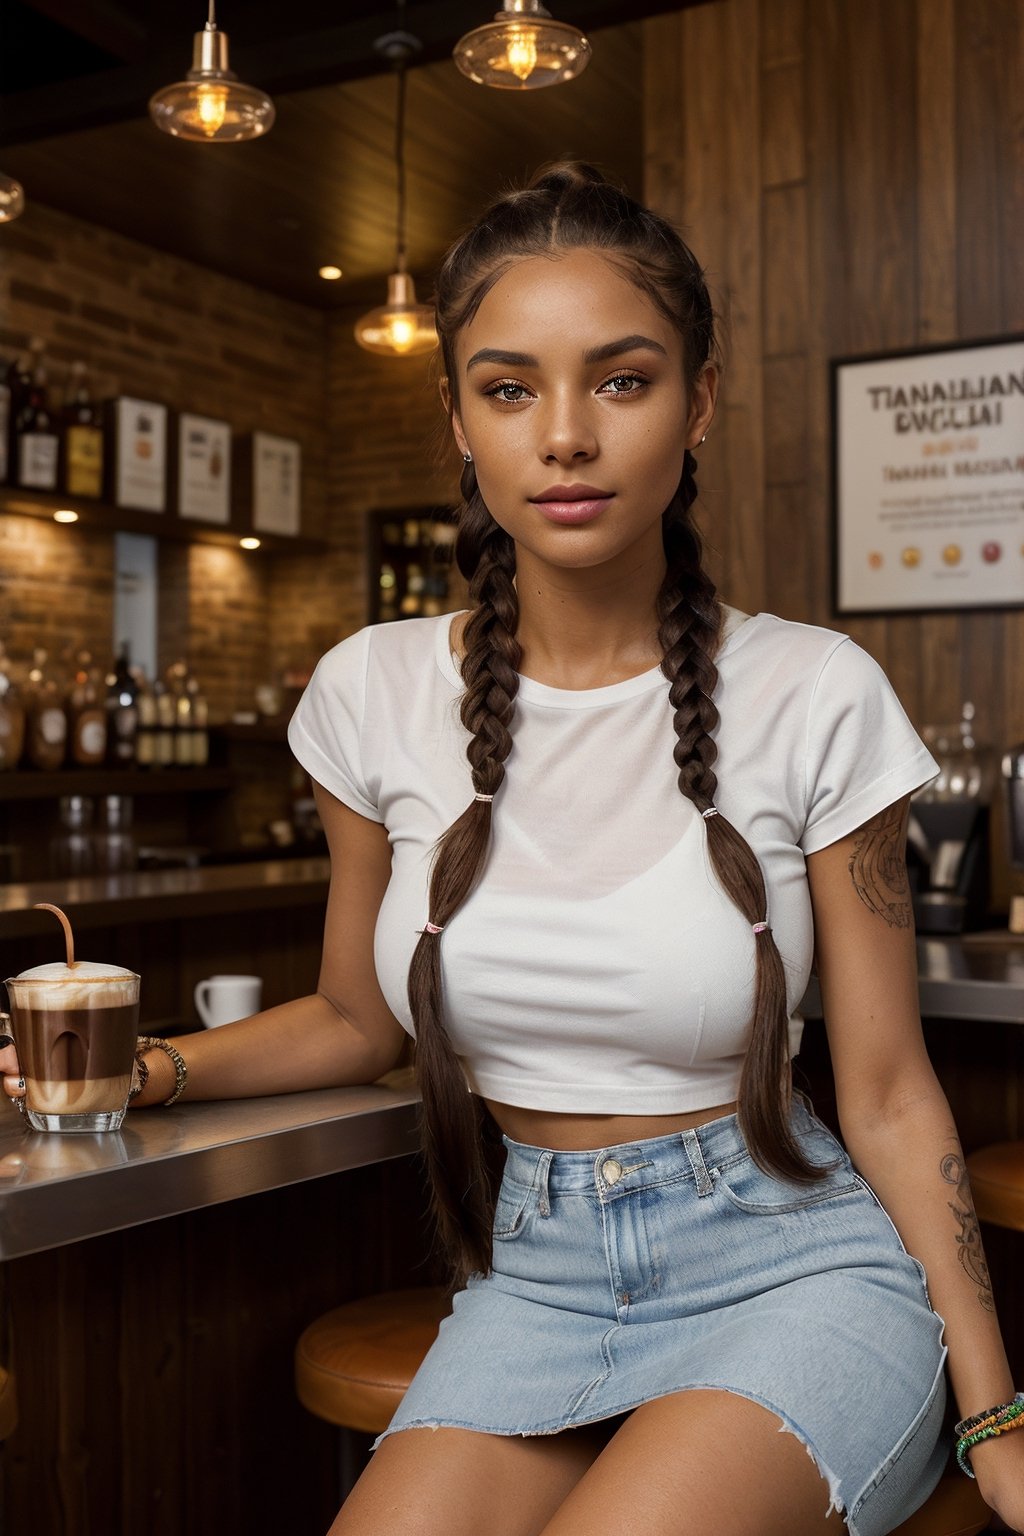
[288, 609, 938, 1114]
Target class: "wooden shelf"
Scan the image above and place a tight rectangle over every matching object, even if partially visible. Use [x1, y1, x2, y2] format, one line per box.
[0, 487, 329, 556]
[0, 767, 234, 801]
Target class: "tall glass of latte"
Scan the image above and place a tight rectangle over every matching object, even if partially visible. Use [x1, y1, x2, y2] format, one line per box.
[5, 962, 140, 1132]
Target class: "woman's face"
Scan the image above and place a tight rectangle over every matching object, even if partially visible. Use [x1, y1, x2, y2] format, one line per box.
[448, 247, 716, 577]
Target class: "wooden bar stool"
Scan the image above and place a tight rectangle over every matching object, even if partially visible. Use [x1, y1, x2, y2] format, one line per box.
[966, 1141, 1024, 1231]
[296, 1288, 990, 1531]
[295, 1286, 450, 1495]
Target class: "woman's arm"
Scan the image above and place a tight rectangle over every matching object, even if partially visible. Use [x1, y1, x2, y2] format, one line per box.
[807, 796, 1024, 1530]
[131, 779, 407, 1104]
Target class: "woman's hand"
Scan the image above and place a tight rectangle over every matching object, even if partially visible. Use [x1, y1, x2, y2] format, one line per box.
[971, 1431, 1024, 1533]
[0, 1031, 25, 1113]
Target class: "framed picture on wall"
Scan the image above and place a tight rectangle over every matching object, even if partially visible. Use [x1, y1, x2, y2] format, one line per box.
[831, 334, 1024, 614]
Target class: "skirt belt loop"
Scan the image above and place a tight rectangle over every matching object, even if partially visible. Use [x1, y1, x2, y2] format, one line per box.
[681, 1128, 714, 1197]
[536, 1151, 554, 1217]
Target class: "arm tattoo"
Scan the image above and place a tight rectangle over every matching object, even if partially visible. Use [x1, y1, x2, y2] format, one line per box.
[848, 802, 912, 928]
[940, 1151, 995, 1311]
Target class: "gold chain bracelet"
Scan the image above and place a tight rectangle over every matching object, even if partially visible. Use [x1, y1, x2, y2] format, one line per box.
[135, 1036, 188, 1106]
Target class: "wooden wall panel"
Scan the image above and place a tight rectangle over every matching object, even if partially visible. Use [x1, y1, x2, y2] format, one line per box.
[644, 0, 1024, 907]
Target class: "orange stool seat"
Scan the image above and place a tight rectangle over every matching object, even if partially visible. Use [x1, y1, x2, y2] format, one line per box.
[889, 1470, 989, 1535]
[966, 1141, 1024, 1230]
[295, 1286, 449, 1435]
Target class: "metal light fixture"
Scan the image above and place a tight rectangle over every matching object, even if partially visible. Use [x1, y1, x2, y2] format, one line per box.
[454, 0, 591, 90]
[0, 174, 25, 223]
[149, 2, 275, 142]
[354, 30, 437, 359]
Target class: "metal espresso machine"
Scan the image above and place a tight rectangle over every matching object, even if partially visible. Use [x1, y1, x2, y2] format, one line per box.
[907, 703, 993, 935]
[1003, 740, 1024, 934]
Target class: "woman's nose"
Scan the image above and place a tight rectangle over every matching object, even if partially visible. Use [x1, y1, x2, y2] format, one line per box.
[539, 397, 597, 464]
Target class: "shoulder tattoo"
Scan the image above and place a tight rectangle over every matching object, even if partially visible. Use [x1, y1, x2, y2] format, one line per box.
[847, 801, 912, 929]
[941, 1151, 995, 1311]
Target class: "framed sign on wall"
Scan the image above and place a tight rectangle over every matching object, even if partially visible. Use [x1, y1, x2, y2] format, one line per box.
[831, 335, 1024, 614]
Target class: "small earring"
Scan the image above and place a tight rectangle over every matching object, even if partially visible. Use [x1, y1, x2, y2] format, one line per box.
[699, 434, 707, 445]
[462, 451, 473, 464]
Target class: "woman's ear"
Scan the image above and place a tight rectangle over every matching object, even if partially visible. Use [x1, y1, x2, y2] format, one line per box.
[439, 376, 471, 460]
[686, 363, 719, 450]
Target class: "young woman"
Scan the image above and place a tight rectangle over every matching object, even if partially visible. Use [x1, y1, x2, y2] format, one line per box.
[6, 164, 1022, 1535]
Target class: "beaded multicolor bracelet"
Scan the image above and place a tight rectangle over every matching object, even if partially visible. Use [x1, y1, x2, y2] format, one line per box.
[955, 1392, 1024, 1477]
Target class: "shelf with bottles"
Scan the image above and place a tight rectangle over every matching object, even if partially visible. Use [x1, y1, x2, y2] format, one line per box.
[367, 507, 463, 624]
[0, 642, 219, 783]
[0, 342, 327, 554]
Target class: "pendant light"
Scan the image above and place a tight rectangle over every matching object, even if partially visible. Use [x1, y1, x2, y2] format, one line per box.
[454, 0, 591, 90]
[0, 174, 25, 223]
[149, 2, 275, 143]
[354, 29, 438, 359]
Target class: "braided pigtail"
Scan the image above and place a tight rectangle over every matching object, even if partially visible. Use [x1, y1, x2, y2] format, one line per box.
[659, 454, 817, 1182]
[407, 459, 521, 1282]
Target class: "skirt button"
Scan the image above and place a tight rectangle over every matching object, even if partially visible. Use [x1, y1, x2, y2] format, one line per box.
[603, 1158, 623, 1185]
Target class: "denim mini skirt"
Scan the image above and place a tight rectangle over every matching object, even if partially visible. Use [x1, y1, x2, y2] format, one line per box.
[377, 1101, 948, 1535]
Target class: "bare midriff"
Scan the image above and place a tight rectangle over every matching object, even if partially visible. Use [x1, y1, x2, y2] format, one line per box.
[485, 1099, 740, 1151]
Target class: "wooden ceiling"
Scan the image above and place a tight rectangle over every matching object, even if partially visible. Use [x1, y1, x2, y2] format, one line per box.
[0, 0, 712, 310]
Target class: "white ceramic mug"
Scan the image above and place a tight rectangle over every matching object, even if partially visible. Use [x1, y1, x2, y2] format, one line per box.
[194, 974, 262, 1029]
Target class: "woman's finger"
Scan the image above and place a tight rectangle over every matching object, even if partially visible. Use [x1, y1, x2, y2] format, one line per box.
[2, 1073, 26, 1099]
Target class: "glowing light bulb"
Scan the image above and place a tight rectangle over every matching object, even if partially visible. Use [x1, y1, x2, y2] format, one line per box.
[195, 83, 229, 135]
[53, 510, 79, 524]
[388, 315, 416, 351]
[506, 28, 538, 82]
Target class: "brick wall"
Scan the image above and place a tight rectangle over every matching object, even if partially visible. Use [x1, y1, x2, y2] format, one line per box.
[1, 203, 466, 720]
[1, 200, 331, 716]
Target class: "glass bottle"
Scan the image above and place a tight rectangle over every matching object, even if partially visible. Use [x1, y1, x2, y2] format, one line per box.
[60, 360, 104, 498]
[188, 677, 209, 766]
[105, 644, 139, 766]
[134, 672, 158, 769]
[171, 662, 193, 767]
[5, 346, 35, 481]
[15, 345, 60, 492]
[153, 680, 176, 767]
[67, 650, 108, 767]
[0, 644, 26, 769]
[24, 648, 68, 770]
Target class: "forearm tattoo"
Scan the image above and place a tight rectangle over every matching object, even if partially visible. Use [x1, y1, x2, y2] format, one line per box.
[848, 802, 912, 928]
[940, 1151, 994, 1312]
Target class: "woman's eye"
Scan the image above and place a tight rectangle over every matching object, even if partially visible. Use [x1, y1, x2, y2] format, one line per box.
[485, 381, 530, 404]
[602, 373, 645, 395]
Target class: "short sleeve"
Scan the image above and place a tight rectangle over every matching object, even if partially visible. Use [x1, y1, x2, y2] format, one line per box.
[287, 628, 383, 822]
[801, 638, 938, 855]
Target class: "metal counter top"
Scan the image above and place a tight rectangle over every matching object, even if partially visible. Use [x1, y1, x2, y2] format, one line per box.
[0, 1075, 419, 1262]
[800, 934, 1024, 1025]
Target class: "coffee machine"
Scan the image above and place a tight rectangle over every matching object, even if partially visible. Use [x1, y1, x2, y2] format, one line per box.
[1003, 741, 1024, 933]
[908, 704, 992, 934]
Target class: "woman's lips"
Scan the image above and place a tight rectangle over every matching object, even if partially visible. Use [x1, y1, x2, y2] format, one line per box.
[533, 495, 614, 525]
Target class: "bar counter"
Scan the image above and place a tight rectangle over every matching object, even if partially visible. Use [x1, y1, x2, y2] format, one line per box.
[801, 933, 1024, 1025]
[0, 1073, 419, 1262]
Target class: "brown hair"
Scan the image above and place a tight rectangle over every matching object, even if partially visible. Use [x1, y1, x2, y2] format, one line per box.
[409, 162, 820, 1285]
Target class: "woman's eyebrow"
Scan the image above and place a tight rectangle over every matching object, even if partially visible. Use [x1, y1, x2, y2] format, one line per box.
[466, 335, 669, 372]
[583, 334, 669, 364]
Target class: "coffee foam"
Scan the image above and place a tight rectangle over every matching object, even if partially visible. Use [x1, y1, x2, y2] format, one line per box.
[8, 961, 138, 1011]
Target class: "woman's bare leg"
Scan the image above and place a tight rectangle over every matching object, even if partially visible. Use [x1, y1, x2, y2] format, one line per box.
[540, 1390, 849, 1535]
[328, 1420, 613, 1536]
